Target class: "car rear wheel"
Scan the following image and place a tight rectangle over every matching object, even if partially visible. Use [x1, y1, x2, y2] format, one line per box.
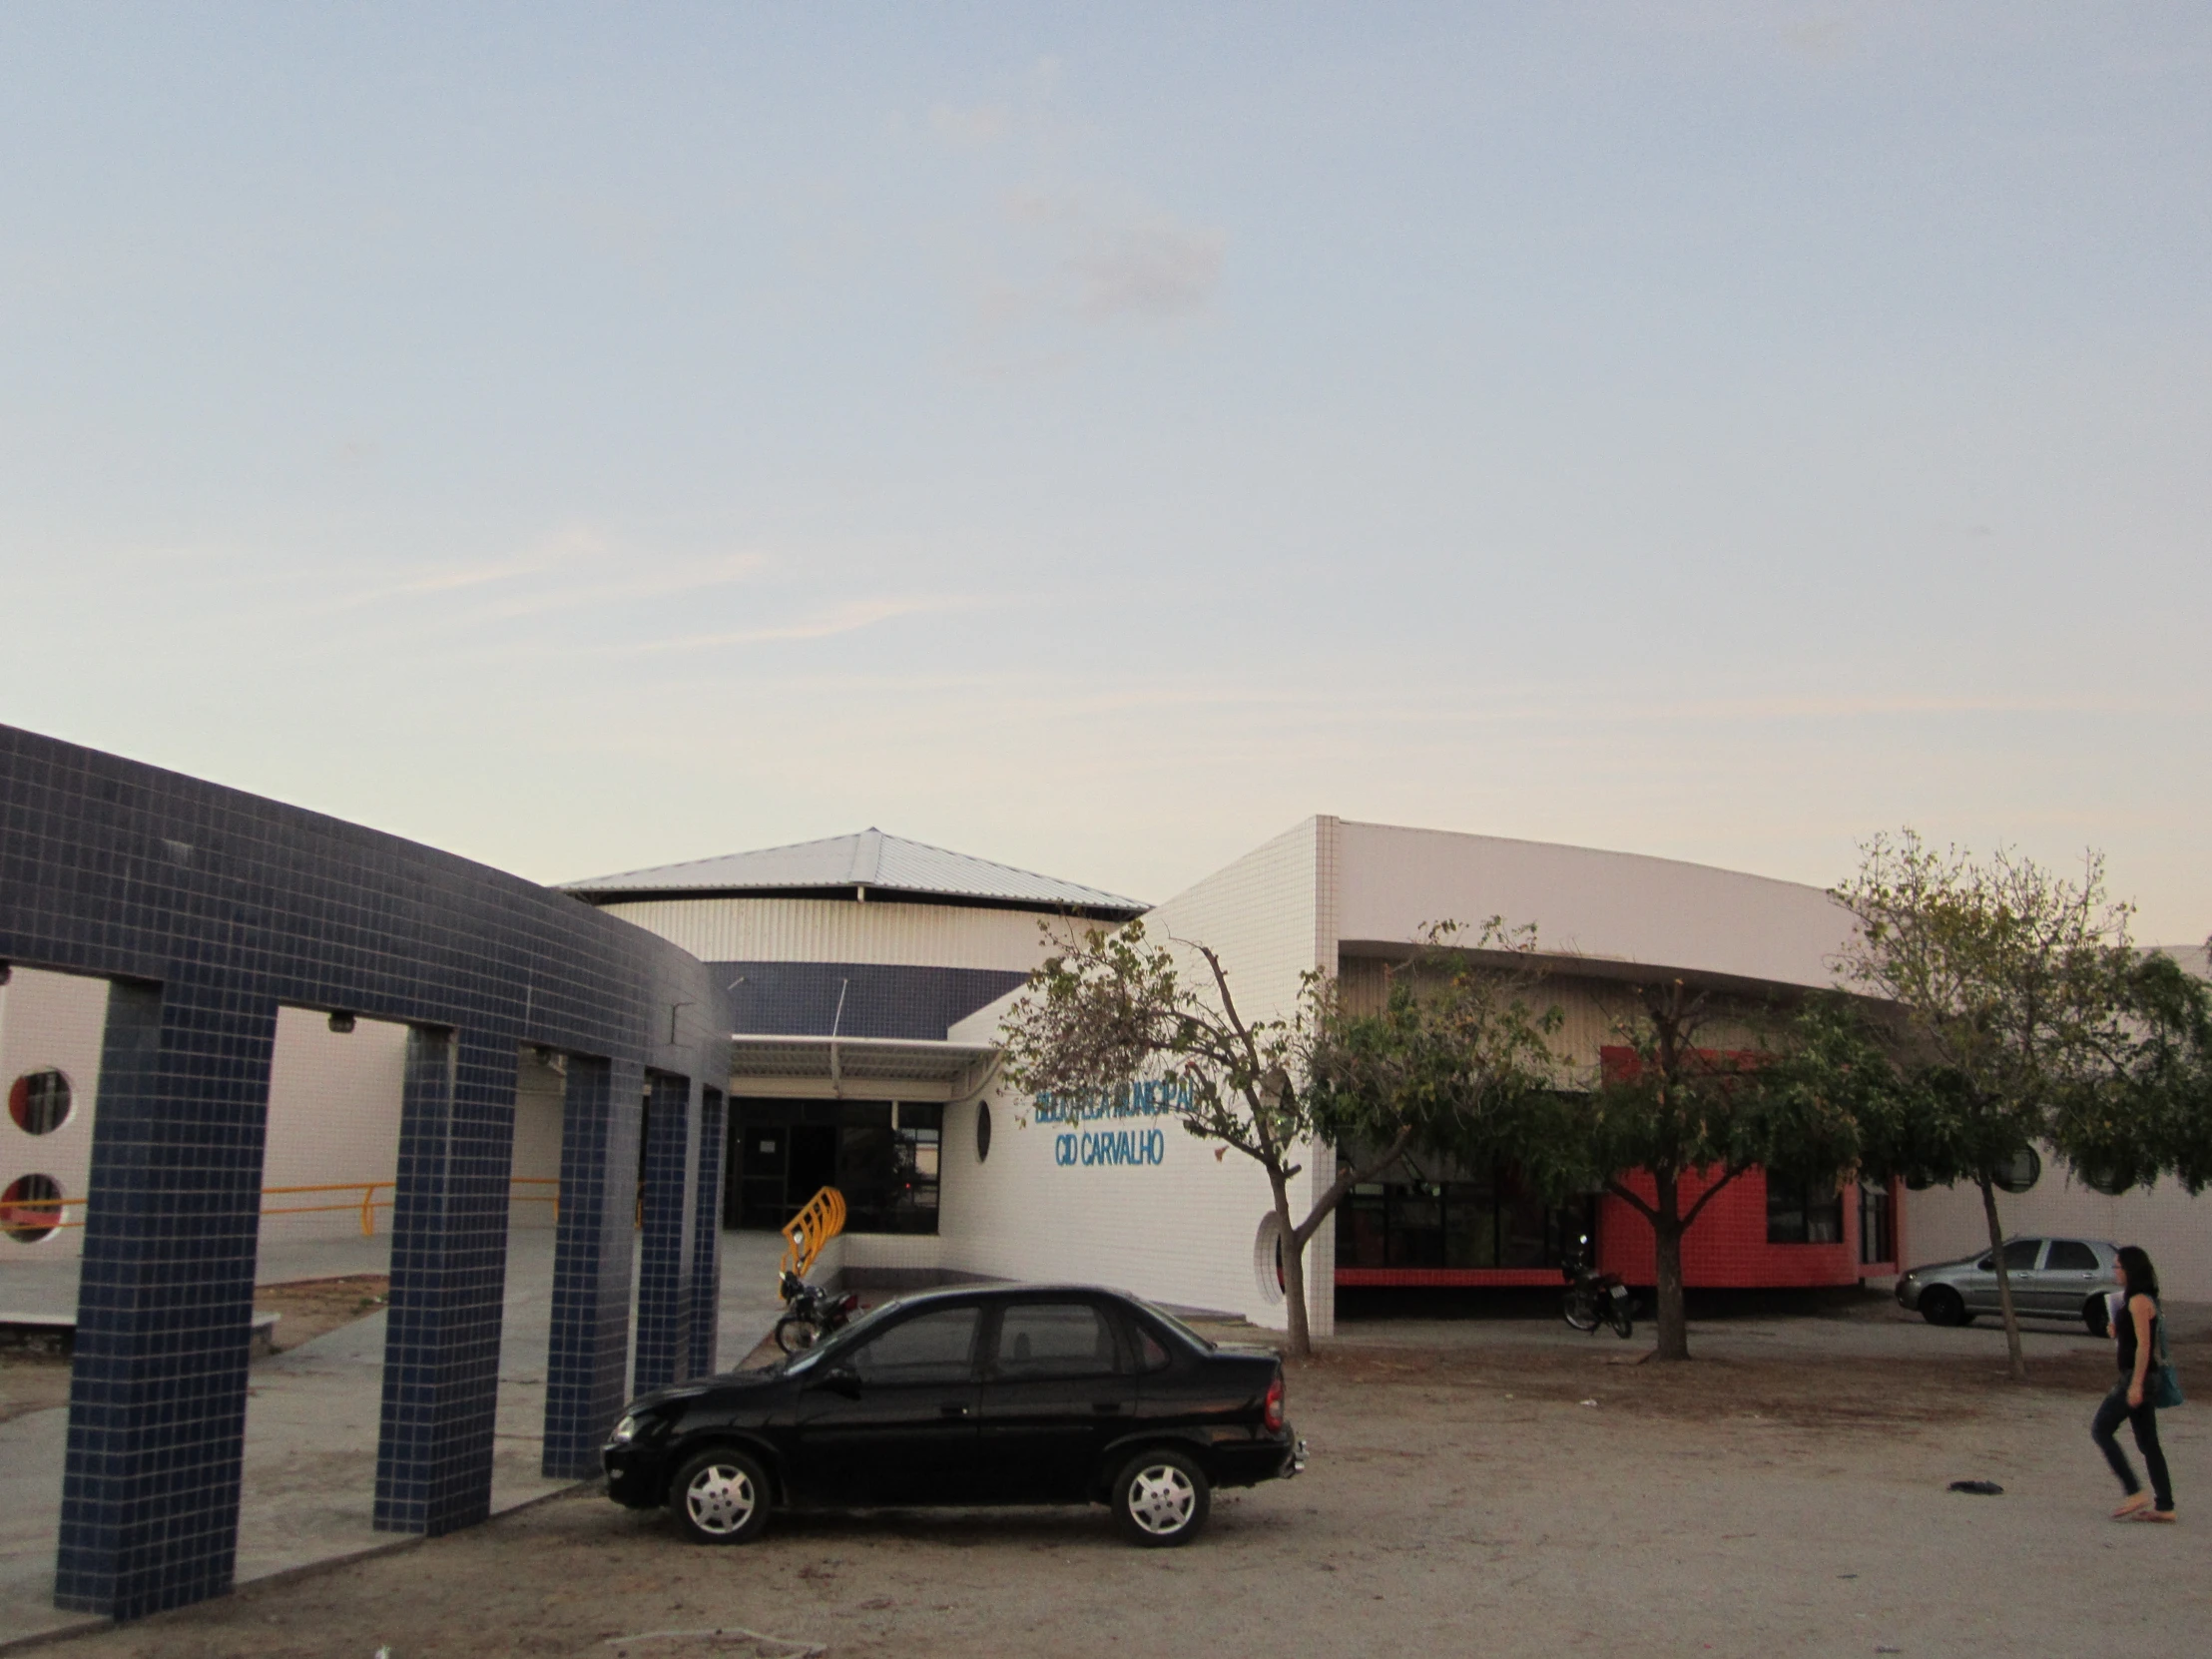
[670, 1447, 772, 1545]
[1920, 1287, 1967, 1327]
[1112, 1449, 1211, 1548]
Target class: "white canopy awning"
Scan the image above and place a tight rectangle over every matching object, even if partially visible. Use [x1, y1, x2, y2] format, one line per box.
[726, 1034, 1001, 1102]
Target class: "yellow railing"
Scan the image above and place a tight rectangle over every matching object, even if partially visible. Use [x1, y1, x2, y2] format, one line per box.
[779, 1186, 845, 1280]
[5, 1177, 564, 1239]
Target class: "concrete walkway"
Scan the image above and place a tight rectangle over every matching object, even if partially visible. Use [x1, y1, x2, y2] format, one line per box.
[0, 1227, 796, 1647]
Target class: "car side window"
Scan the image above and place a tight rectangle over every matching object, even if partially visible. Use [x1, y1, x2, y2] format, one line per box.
[2000, 1239, 2042, 1271]
[2046, 1240, 2099, 1272]
[1135, 1326, 1173, 1373]
[993, 1303, 1122, 1380]
[848, 1307, 980, 1385]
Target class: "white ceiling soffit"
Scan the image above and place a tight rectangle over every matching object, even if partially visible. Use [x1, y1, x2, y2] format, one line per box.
[562, 828, 1144, 914]
[726, 1035, 1002, 1102]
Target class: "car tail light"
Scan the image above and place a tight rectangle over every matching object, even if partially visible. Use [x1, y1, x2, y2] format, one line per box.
[1263, 1373, 1285, 1432]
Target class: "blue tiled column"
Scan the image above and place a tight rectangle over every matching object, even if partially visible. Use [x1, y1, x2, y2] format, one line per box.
[541, 1055, 643, 1477]
[687, 1088, 726, 1377]
[57, 975, 279, 1619]
[632, 1073, 697, 1392]
[373, 1027, 518, 1535]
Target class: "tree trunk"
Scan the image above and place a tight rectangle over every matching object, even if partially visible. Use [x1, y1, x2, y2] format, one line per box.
[1652, 1172, 1690, 1362]
[1977, 1173, 2027, 1382]
[1271, 1171, 1311, 1361]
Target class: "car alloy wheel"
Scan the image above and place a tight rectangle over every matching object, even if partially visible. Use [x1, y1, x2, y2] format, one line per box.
[1919, 1287, 1966, 1328]
[671, 1448, 771, 1545]
[1113, 1450, 1211, 1547]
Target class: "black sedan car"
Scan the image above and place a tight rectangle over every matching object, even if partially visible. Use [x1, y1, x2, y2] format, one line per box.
[603, 1284, 1304, 1547]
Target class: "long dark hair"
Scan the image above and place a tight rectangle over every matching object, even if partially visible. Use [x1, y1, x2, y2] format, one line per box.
[2117, 1246, 2160, 1301]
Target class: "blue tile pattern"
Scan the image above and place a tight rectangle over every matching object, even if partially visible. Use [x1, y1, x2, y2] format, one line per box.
[373, 1028, 519, 1535]
[631, 1073, 697, 1393]
[541, 1055, 643, 1478]
[687, 1088, 726, 1377]
[0, 724, 729, 1619]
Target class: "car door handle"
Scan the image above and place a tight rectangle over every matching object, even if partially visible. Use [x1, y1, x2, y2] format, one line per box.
[939, 1402, 972, 1418]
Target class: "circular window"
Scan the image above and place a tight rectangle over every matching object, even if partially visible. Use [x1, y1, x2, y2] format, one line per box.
[1991, 1147, 2042, 1195]
[2078, 1161, 2134, 1197]
[1903, 1169, 1936, 1192]
[2, 1174, 64, 1243]
[1252, 1212, 1288, 1306]
[8, 1070, 72, 1136]
[975, 1100, 992, 1164]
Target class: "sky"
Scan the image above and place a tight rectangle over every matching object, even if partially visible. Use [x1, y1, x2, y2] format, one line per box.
[2, 3, 2207, 938]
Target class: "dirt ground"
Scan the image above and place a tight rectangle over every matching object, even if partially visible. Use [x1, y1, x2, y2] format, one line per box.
[32, 1321, 2210, 1659]
[1, 1276, 389, 1424]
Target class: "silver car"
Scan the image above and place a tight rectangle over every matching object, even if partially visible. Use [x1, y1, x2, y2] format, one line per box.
[1896, 1236, 2120, 1332]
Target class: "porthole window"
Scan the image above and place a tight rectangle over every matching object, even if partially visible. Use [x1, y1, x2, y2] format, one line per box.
[1252, 1212, 1288, 1306]
[2, 1173, 64, 1242]
[974, 1100, 992, 1164]
[8, 1069, 72, 1136]
[2078, 1161, 2134, 1197]
[1990, 1147, 2042, 1195]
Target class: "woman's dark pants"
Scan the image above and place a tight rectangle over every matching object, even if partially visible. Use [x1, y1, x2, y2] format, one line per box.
[2091, 1383, 2173, 1511]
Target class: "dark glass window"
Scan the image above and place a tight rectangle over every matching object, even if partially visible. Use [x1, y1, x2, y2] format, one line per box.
[1336, 1162, 1585, 1270]
[729, 1098, 941, 1235]
[1991, 1148, 2042, 1194]
[1, 1173, 64, 1242]
[1767, 1178, 1845, 1244]
[7, 1070, 71, 1136]
[849, 1307, 979, 1385]
[2046, 1240, 2099, 1272]
[1858, 1181, 1894, 1265]
[994, 1304, 1121, 1379]
[1978, 1239, 2043, 1272]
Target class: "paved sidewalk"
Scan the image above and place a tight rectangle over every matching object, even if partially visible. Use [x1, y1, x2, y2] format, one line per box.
[0, 1227, 796, 1648]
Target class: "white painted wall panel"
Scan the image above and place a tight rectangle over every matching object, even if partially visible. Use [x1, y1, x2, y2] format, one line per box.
[940, 823, 1333, 1333]
[1337, 821, 1855, 992]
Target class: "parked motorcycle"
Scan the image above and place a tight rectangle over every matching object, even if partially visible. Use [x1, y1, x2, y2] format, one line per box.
[774, 1270, 859, 1354]
[1560, 1233, 1634, 1339]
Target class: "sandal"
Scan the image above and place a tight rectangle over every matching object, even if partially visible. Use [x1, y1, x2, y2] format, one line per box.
[2112, 1492, 2152, 1518]
[2135, 1509, 2177, 1523]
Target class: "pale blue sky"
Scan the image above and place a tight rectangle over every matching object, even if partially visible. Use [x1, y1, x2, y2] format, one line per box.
[3, 4, 2207, 936]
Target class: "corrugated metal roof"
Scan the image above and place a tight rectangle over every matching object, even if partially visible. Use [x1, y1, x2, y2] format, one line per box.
[563, 828, 1145, 915]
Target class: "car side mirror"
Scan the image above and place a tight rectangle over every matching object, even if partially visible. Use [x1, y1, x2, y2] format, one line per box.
[812, 1366, 863, 1398]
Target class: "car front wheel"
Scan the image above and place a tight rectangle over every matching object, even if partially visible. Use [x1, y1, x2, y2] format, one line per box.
[1920, 1287, 1967, 1328]
[670, 1447, 772, 1545]
[1112, 1450, 1211, 1548]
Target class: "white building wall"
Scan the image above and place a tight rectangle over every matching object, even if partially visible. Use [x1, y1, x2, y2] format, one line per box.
[257, 1008, 408, 1247]
[594, 895, 1072, 972]
[1903, 1156, 2212, 1301]
[939, 821, 1335, 1333]
[0, 968, 111, 1264]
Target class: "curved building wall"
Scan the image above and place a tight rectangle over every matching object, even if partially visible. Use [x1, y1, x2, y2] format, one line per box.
[595, 894, 1071, 972]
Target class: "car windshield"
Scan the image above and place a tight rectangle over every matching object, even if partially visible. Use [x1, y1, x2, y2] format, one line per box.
[1139, 1299, 1217, 1353]
[780, 1298, 907, 1376]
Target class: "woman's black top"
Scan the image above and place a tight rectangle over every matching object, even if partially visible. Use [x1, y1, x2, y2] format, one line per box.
[2116, 1295, 2162, 1381]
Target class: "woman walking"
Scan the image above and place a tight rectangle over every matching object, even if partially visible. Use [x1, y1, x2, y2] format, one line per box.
[2092, 1245, 2176, 1522]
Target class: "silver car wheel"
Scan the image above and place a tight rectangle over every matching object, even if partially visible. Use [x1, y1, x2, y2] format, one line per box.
[1126, 1463, 1198, 1535]
[685, 1462, 758, 1536]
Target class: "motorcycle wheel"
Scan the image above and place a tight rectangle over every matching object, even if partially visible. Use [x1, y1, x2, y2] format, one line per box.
[1605, 1297, 1634, 1340]
[1562, 1290, 1600, 1333]
[774, 1315, 819, 1355]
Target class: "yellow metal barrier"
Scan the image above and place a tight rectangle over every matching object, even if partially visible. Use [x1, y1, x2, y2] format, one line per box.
[779, 1186, 845, 1281]
[8, 1178, 563, 1239]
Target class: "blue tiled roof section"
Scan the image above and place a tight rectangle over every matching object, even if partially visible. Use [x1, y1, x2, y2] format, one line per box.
[562, 827, 1144, 914]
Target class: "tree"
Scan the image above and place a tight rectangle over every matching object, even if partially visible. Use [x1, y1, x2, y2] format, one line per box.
[2049, 942, 2212, 1197]
[1832, 831, 2142, 1382]
[995, 918, 1559, 1360]
[1524, 980, 1880, 1362]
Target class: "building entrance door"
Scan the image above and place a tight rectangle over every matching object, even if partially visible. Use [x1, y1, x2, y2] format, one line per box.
[786, 1124, 838, 1217]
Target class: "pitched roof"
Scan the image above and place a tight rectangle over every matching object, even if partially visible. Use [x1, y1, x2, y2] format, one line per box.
[561, 828, 1146, 915]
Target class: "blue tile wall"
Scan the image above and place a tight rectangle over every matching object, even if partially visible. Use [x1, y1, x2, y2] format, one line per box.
[0, 724, 730, 1618]
[373, 1028, 519, 1535]
[687, 1088, 726, 1377]
[717, 960, 1025, 1040]
[541, 1056, 643, 1478]
[631, 1073, 697, 1393]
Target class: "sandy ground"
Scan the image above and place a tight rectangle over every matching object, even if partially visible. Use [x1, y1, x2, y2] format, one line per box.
[30, 1314, 2210, 1659]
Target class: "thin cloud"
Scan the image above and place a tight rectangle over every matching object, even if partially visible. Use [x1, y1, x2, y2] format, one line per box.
[617, 594, 993, 654]
[1069, 218, 1227, 321]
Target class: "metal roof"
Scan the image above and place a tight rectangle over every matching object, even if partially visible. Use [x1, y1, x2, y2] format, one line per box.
[562, 828, 1145, 915]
